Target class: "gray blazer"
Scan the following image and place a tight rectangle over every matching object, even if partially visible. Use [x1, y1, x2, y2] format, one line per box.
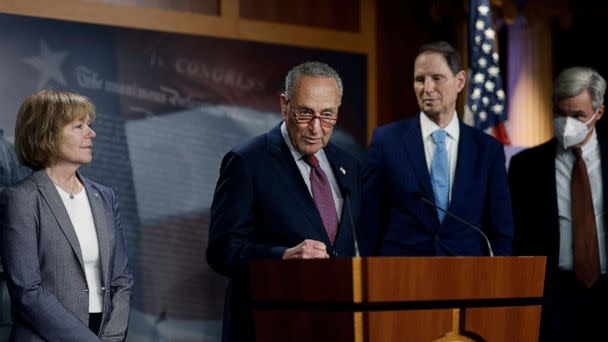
[0, 170, 133, 341]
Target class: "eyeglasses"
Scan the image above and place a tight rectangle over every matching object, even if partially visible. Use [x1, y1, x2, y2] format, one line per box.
[288, 103, 338, 127]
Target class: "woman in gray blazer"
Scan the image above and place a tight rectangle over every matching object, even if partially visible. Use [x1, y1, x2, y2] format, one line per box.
[0, 90, 133, 341]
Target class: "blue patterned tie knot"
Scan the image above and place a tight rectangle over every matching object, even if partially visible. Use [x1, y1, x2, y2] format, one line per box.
[431, 129, 449, 223]
[432, 129, 447, 144]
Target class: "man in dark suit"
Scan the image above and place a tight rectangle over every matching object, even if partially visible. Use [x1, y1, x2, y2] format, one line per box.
[206, 61, 361, 342]
[509, 66, 608, 341]
[360, 41, 513, 256]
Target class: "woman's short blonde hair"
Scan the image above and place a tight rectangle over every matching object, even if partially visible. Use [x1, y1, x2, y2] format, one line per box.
[15, 90, 96, 169]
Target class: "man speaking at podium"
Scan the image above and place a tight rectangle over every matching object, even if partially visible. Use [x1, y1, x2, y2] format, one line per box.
[360, 41, 514, 257]
[206, 62, 361, 342]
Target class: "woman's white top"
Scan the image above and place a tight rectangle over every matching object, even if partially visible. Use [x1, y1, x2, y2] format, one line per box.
[55, 185, 103, 313]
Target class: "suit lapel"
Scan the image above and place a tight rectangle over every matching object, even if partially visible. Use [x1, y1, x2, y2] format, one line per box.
[82, 175, 111, 287]
[325, 145, 350, 197]
[266, 124, 330, 244]
[541, 140, 560, 264]
[34, 170, 86, 274]
[450, 123, 477, 215]
[324, 144, 354, 246]
[403, 119, 434, 200]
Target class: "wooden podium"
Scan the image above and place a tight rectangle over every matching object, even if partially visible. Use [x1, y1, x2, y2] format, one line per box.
[249, 256, 546, 342]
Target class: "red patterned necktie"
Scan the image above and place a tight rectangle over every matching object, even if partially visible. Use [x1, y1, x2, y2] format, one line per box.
[303, 155, 338, 245]
[571, 147, 601, 288]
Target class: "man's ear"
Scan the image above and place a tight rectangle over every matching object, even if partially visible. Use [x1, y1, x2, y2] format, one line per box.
[280, 93, 289, 119]
[596, 104, 605, 121]
[455, 69, 467, 93]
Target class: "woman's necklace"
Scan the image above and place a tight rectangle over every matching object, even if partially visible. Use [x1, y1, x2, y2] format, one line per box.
[67, 180, 78, 199]
[51, 177, 79, 199]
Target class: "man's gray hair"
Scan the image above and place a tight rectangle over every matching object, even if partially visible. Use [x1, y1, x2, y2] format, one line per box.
[553, 66, 606, 111]
[284, 61, 343, 100]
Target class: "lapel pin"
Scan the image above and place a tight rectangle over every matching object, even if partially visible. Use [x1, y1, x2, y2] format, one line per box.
[94, 192, 100, 198]
[339, 166, 346, 175]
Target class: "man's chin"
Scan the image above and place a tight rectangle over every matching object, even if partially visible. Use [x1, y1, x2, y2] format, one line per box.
[297, 145, 322, 156]
[422, 109, 440, 118]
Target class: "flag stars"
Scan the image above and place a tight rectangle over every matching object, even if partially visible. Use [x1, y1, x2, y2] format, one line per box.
[484, 28, 495, 40]
[471, 88, 482, 99]
[468, 0, 508, 137]
[485, 81, 495, 92]
[477, 5, 490, 16]
[482, 43, 492, 54]
[496, 89, 505, 100]
[479, 111, 488, 121]
[492, 104, 504, 114]
[473, 73, 485, 84]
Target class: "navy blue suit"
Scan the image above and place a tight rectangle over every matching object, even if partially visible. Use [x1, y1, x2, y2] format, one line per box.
[206, 123, 361, 342]
[360, 116, 513, 256]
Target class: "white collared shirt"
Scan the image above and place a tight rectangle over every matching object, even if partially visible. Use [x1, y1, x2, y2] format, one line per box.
[555, 129, 606, 273]
[281, 122, 343, 219]
[420, 112, 460, 202]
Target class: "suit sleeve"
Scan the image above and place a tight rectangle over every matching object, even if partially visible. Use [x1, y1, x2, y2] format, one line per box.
[100, 189, 133, 341]
[484, 143, 515, 256]
[359, 130, 388, 256]
[206, 151, 287, 279]
[0, 187, 100, 341]
[508, 153, 530, 256]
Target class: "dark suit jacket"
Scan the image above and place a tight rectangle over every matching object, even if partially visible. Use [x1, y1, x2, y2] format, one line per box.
[360, 116, 514, 256]
[0, 170, 133, 341]
[206, 123, 361, 342]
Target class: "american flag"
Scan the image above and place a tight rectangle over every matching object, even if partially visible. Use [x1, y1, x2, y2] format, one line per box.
[465, 0, 510, 144]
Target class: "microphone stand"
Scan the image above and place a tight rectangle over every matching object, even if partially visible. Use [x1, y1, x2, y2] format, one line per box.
[415, 193, 494, 257]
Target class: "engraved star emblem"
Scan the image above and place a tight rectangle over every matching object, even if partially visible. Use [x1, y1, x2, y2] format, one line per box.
[24, 40, 70, 89]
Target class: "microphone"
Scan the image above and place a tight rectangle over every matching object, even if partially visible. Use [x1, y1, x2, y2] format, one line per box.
[413, 192, 494, 257]
[342, 186, 360, 257]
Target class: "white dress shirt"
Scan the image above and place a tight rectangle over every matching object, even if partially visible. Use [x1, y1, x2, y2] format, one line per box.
[55, 185, 103, 312]
[555, 129, 606, 273]
[420, 112, 460, 202]
[281, 122, 343, 220]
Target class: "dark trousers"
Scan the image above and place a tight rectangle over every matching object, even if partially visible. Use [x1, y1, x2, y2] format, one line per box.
[89, 312, 102, 335]
[540, 271, 608, 342]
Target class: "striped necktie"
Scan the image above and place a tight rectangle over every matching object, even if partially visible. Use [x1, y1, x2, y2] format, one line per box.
[303, 155, 338, 244]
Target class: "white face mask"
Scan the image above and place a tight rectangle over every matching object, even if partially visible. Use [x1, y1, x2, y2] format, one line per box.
[553, 112, 598, 149]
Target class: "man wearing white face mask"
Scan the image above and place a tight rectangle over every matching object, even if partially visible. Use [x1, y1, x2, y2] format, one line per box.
[509, 66, 608, 342]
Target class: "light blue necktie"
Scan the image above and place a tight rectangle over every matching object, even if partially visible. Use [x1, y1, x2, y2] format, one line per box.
[431, 129, 449, 222]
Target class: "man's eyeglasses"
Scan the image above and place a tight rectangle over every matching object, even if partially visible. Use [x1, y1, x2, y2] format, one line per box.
[288, 103, 338, 127]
